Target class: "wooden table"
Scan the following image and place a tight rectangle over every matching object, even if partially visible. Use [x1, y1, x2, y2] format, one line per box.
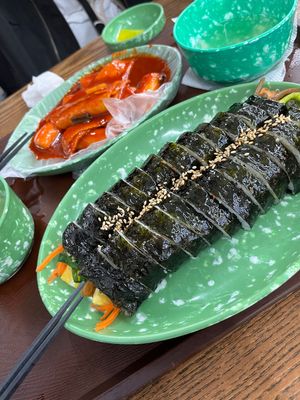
[0, 1, 299, 399]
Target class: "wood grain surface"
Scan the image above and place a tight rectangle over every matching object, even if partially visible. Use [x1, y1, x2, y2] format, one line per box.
[0, 1, 300, 399]
[132, 291, 300, 400]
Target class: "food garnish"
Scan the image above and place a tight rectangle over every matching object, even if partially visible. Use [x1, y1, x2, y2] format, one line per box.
[36, 244, 64, 272]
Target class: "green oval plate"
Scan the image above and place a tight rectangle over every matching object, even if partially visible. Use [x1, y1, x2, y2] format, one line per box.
[5, 45, 182, 177]
[37, 81, 300, 344]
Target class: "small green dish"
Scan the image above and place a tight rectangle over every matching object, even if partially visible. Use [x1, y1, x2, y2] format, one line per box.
[0, 177, 34, 284]
[102, 3, 165, 52]
[174, 0, 297, 82]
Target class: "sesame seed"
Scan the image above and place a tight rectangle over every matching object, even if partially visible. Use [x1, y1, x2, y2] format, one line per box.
[96, 114, 289, 234]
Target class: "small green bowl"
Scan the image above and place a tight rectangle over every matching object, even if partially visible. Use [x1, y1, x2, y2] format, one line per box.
[174, 0, 297, 83]
[0, 177, 34, 284]
[102, 3, 166, 52]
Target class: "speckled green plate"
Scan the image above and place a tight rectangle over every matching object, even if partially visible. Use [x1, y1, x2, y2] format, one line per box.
[37, 81, 300, 344]
[5, 45, 181, 177]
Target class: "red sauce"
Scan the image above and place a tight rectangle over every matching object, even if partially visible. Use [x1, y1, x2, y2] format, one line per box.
[30, 54, 170, 160]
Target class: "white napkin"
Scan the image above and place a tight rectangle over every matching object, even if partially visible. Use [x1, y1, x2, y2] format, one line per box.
[21, 71, 64, 108]
[182, 62, 287, 90]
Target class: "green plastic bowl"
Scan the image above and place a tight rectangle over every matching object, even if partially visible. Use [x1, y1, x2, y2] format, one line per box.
[102, 3, 165, 52]
[0, 177, 34, 283]
[174, 0, 297, 83]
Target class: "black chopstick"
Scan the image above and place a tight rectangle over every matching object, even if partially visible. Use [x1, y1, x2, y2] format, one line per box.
[0, 131, 34, 170]
[0, 281, 85, 400]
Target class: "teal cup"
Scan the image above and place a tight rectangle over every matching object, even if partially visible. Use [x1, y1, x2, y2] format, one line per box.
[174, 0, 297, 83]
[0, 176, 34, 283]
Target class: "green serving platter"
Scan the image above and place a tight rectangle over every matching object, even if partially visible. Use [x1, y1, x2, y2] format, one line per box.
[37, 81, 300, 344]
[4, 45, 181, 177]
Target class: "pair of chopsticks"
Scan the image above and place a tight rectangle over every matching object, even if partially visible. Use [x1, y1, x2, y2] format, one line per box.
[0, 131, 34, 170]
[0, 281, 85, 400]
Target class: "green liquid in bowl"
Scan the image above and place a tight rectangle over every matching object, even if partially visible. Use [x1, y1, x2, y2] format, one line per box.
[190, 14, 278, 49]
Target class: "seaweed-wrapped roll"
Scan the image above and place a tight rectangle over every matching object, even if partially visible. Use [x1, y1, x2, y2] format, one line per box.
[210, 112, 252, 140]
[175, 180, 238, 237]
[176, 131, 216, 165]
[142, 154, 180, 186]
[123, 220, 189, 271]
[159, 142, 205, 171]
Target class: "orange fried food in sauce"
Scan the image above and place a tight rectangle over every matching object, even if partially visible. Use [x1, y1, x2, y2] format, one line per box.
[30, 55, 170, 160]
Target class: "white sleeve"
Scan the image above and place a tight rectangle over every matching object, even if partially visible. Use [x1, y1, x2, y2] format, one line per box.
[88, 0, 121, 25]
[53, 0, 98, 48]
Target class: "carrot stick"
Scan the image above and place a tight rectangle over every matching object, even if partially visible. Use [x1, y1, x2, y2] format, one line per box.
[95, 308, 120, 331]
[36, 244, 64, 272]
[91, 301, 120, 329]
[91, 303, 114, 316]
[273, 88, 300, 100]
[47, 262, 67, 283]
[100, 307, 114, 321]
[254, 78, 265, 95]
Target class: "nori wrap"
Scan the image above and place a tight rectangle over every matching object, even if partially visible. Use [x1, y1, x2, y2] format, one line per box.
[127, 174, 217, 246]
[232, 144, 289, 201]
[253, 133, 300, 194]
[63, 222, 151, 315]
[246, 95, 286, 117]
[77, 203, 107, 242]
[140, 206, 208, 257]
[228, 102, 270, 127]
[158, 191, 216, 245]
[80, 248, 151, 315]
[63, 222, 100, 260]
[142, 154, 180, 186]
[217, 158, 274, 212]
[175, 180, 238, 237]
[109, 179, 148, 212]
[210, 112, 252, 141]
[196, 169, 261, 229]
[126, 168, 157, 197]
[176, 131, 216, 165]
[158, 142, 205, 171]
[195, 124, 232, 150]
[95, 192, 128, 217]
[287, 105, 300, 122]
[268, 119, 300, 163]
[101, 231, 167, 291]
[123, 220, 189, 271]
